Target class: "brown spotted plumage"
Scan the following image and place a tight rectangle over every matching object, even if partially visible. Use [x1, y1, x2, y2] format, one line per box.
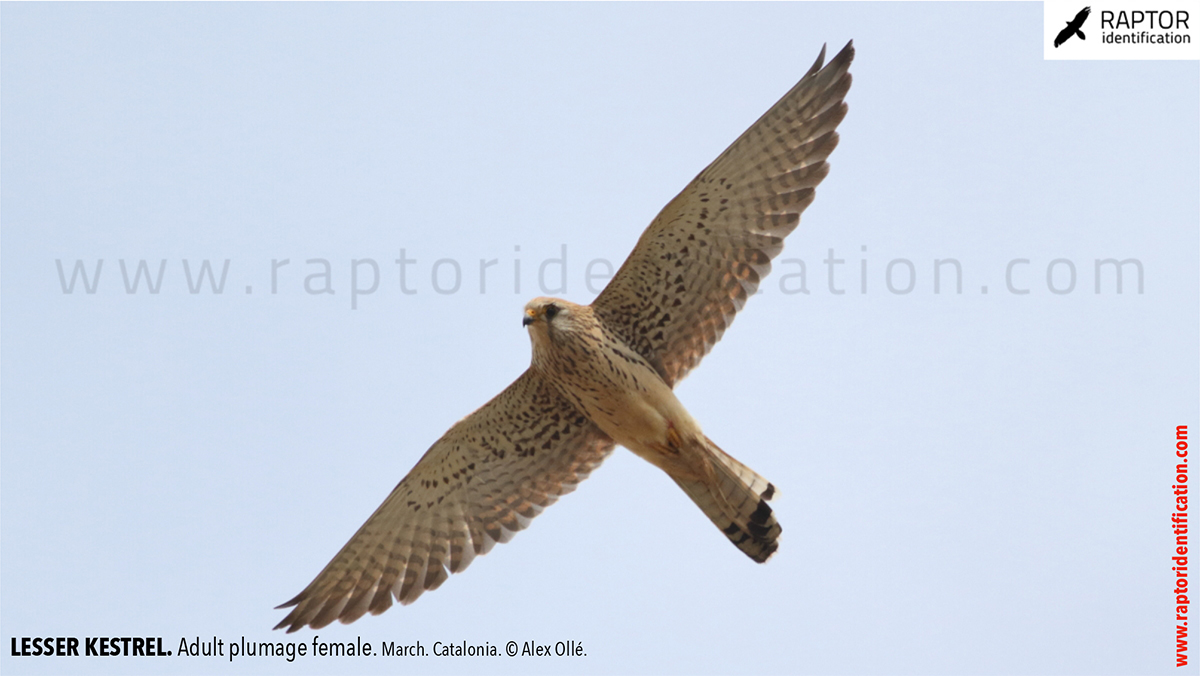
[275, 371, 614, 632]
[276, 42, 853, 632]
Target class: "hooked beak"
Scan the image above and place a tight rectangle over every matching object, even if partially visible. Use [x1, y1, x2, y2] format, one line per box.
[522, 308, 537, 327]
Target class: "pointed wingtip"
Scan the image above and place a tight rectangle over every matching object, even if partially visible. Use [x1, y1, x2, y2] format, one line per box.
[835, 39, 856, 66]
[809, 40, 855, 79]
[805, 43, 828, 78]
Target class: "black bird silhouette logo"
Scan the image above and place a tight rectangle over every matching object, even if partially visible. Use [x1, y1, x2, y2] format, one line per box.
[1054, 6, 1092, 48]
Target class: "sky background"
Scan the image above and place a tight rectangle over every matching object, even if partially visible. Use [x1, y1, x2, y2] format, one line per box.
[2, 2, 1198, 675]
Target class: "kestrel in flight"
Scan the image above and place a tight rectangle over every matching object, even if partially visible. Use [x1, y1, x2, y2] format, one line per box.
[275, 41, 854, 632]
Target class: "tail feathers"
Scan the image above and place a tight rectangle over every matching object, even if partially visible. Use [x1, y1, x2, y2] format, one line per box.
[707, 438, 778, 501]
[673, 437, 781, 563]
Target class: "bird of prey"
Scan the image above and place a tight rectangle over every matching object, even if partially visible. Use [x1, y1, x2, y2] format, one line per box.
[275, 41, 854, 633]
[1054, 6, 1091, 48]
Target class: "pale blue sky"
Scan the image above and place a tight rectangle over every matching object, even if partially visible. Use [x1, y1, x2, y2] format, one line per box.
[2, 2, 1197, 675]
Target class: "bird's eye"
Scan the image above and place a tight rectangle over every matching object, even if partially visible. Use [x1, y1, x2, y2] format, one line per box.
[544, 304, 559, 321]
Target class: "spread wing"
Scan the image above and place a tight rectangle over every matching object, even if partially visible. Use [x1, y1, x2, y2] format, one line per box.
[274, 369, 614, 632]
[1073, 6, 1091, 27]
[591, 42, 854, 387]
[1054, 24, 1075, 47]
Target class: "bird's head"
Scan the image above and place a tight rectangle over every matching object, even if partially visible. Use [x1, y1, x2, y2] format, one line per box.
[522, 297, 590, 348]
[523, 297, 569, 328]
